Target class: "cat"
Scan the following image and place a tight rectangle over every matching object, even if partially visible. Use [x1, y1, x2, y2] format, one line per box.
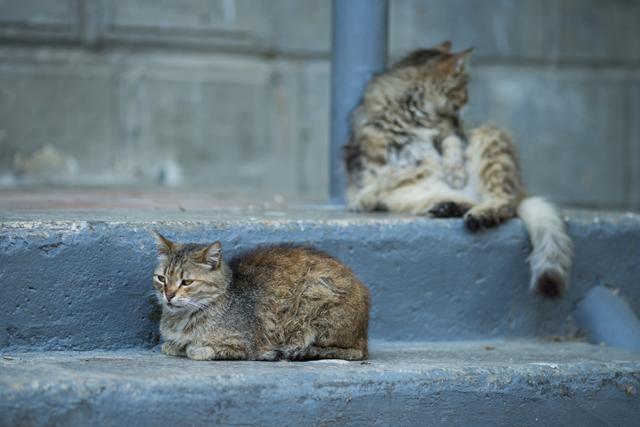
[344, 41, 572, 298]
[151, 232, 370, 361]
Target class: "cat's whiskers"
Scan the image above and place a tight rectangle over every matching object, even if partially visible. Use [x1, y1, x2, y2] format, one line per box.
[180, 299, 210, 312]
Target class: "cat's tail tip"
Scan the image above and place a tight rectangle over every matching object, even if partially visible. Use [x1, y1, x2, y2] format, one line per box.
[517, 197, 573, 299]
[534, 269, 566, 299]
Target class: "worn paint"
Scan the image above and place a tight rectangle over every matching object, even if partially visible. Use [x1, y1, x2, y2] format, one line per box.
[1, 208, 639, 350]
[1, 341, 639, 426]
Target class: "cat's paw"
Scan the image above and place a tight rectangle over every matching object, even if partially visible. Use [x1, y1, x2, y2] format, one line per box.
[257, 350, 284, 361]
[464, 211, 498, 231]
[464, 204, 514, 231]
[186, 345, 216, 361]
[429, 201, 472, 218]
[347, 190, 379, 212]
[162, 342, 185, 357]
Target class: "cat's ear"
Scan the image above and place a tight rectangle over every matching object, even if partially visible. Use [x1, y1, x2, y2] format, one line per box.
[151, 230, 175, 258]
[433, 40, 452, 53]
[197, 241, 223, 270]
[437, 47, 473, 72]
[455, 47, 474, 60]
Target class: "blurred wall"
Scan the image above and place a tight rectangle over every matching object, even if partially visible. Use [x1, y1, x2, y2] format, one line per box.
[0, 0, 638, 209]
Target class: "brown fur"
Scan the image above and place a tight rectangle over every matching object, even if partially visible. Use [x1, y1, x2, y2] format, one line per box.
[345, 43, 522, 222]
[345, 42, 572, 298]
[151, 233, 370, 361]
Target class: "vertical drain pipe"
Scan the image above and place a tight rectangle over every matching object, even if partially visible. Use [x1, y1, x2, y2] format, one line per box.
[330, 0, 389, 204]
[574, 285, 640, 352]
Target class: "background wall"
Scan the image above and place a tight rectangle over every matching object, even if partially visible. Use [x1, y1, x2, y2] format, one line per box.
[0, 0, 638, 209]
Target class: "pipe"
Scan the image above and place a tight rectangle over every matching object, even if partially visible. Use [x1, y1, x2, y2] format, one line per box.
[330, 0, 389, 204]
[574, 285, 640, 352]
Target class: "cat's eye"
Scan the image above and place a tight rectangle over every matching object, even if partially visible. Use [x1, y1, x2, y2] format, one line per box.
[155, 275, 166, 284]
[180, 280, 194, 287]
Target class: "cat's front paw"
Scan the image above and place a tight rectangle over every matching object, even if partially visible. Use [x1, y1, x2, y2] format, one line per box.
[429, 201, 472, 218]
[162, 341, 185, 357]
[464, 204, 514, 231]
[347, 189, 378, 212]
[186, 345, 216, 361]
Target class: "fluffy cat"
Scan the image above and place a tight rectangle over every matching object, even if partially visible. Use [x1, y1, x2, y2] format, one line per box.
[151, 232, 370, 361]
[344, 41, 572, 298]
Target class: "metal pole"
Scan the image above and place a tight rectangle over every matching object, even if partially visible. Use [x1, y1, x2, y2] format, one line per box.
[330, 0, 389, 204]
[574, 285, 640, 352]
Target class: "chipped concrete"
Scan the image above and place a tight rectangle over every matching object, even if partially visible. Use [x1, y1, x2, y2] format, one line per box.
[1, 207, 639, 350]
[0, 202, 639, 425]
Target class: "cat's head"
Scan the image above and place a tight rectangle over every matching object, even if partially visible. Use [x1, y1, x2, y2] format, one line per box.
[151, 231, 230, 312]
[394, 41, 473, 111]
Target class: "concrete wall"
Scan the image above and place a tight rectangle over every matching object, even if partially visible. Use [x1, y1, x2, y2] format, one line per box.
[0, 0, 638, 209]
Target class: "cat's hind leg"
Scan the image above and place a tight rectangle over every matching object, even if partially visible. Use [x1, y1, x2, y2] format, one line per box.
[304, 346, 366, 361]
[380, 180, 475, 216]
[464, 125, 525, 230]
[259, 345, 365, 361]
[256, 346, 311, 361]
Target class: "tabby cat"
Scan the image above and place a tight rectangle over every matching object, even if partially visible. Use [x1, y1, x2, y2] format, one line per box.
[151, 232, 370, 361]
[344, 41, 572, 298]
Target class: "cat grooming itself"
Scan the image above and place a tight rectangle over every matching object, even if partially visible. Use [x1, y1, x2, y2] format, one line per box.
[345, 41, 572, 298]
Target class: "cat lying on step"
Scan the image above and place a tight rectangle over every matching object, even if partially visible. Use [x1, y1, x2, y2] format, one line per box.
[151, 232, 370, 361]
[344, 41, 572, 298]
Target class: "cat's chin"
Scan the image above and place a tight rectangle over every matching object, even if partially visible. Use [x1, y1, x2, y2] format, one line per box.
[164, 300, 209, 313]
[162, 302, 188, 313]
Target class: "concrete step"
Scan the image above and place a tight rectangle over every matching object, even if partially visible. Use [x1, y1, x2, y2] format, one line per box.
[1, 340, 639, 426]
[1, 208, 639, 350]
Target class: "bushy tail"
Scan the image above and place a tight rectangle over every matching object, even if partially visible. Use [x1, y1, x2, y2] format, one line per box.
[517, 197, 573, 298]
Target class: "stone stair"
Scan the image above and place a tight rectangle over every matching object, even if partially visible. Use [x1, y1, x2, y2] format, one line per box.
[1, 206, 639, 426]
[2, 342, 639, 426]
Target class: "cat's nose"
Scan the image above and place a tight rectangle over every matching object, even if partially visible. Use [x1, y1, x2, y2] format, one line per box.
[166, 292, 176, 302]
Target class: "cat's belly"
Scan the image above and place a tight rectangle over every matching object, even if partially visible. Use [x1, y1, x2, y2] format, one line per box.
[389, 140, 441, 169]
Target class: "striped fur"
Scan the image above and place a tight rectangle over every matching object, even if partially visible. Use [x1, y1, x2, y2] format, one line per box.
[345, 43, 573, 298]
[151, 233, 370, 361]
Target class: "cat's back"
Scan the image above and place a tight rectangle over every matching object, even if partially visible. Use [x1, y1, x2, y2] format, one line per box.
[228, 245, 369, 358]
[230, 245, 352, 282]
[229, 245, 368, 298]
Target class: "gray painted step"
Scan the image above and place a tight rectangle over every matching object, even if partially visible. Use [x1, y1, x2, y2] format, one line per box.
[1, 208, 639, 350]
[1, 341, 639, 426]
